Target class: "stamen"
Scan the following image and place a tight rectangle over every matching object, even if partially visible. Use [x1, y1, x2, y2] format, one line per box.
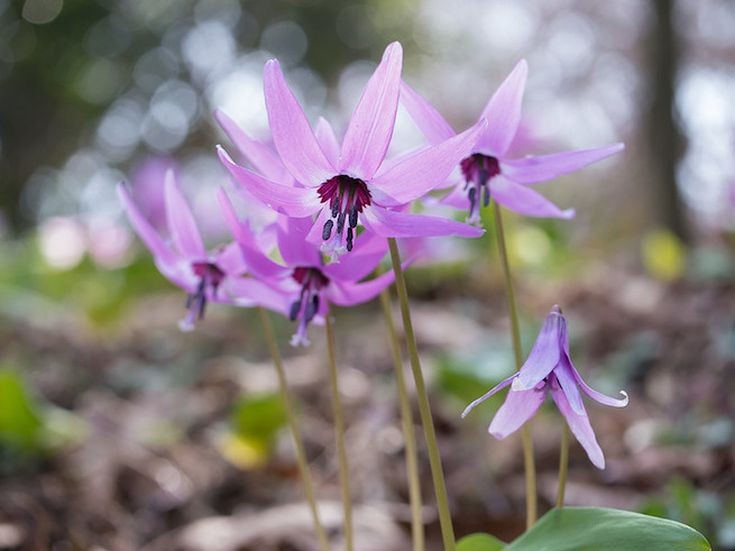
[179, 262, 225, 331]
[460, 153, 501, 224]
[322, 219, 334, 240]
[288, 267, 330, 347]
[316, 175, 372, 258]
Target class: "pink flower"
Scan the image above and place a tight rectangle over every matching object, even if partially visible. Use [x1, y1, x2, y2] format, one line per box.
[401, 60, 624, 224]
[462, 306, 628, 469]
[217, 42, 486, 261]
[220, 190, 397, 346]
[118, 170, 264, 331]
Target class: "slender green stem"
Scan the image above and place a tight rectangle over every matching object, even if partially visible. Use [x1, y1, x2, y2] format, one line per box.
[491, 202, 537, 529]
[388, 238, 456, 551]
[556, 423, 570, 508]
[379, 287, 425, 551]
[325, 316, 354, 551]
[257, 308, 330, 551]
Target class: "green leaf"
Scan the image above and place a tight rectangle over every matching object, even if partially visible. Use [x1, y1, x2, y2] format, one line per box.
[231, 393, 287, 445]
[506, 507, 711, 551]
[457, 533, 506, 551]
[0, 369, 44, 451]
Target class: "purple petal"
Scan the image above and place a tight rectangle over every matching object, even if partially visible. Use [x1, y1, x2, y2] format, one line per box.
[276, 217, 321, 267]
[490, 176, 576, 219]
[440, 185, 471, 210]
[214, 108, 292, 183]
[488, 386, 547, 439]
[512, 309, 564, 390]
[215, 242, 248, 277]
[362, 206, 484, 239]
[461, 374, 516, 418]
[314, 116, 341, 168]
[225, 277, 290, 316]
[321, 232, 388, 282]
[371, 119, 487, 207]
[550, 379, 605, 469]
[339, 41, 402, 179]
[501, 143, 625, 184]
[554, 357, 586, 416]
[567, 359, 629, 408]
[164, 169, 207, 260]
[324, 270, 395, 306]
[218, 189, 290, 280]
[263, 59, 335, 186]
[477, 59, 528, 157]
[399, 80, 455, 145]
[218, 146, 321, 218]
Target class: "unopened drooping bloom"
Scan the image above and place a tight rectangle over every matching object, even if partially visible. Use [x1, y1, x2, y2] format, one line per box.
[220, 190, 397, 346]
[462, 305, 628, 469]
[218, 42, 486, 261]
[401, 60, 624, 224]
[118, 170, 258, 331]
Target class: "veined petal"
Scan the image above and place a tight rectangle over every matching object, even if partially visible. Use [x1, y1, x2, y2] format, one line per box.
[214, 108, 291, 183]
[321, 232, 388, 282]
[491, 176, 575, 220]
[276, 216, 321, 267]
[371, 119, 487, 206]
[325, 270, 395, 307]
[117, 183, 179, 270]
[164, 169, 207, 260]
[501, 143, 625, 184]
[362, 206, 484, 239]
[218, 146, 321, 218]
[478, 59, 528, 157]
[512, 309, 564, 390]
[550, 378, 605, 469]
[314, 116, 341, 168]
[340, 41, 403, 179]
[461, 373, 516, 418]
[555, 358, 586, 416]
[218, 189, 290, 280]
[263, 59, 335, 186]
[399, 80, 455, 145]
[488, 386, 546, 439]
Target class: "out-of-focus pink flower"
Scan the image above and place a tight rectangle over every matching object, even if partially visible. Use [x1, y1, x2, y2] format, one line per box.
[128, 156, 179, 232]
[220, 190, 396, 346]
[401, 60, 624, 224]
[217, 42, 485, 262]
[462, 305, 628, 469]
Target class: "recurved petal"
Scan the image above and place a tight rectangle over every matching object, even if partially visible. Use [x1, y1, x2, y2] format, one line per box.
[554, 358, 586, 416]
[276, 216, 321, 267]
[314, 116, 341, 168]
[324, 270, 395, 307]
[399, 80, 456, 145]
[550, 380, 605, 469]
[491, 176, 576, 220]
[512, 308, 564, 390]
[164, 169, 207, 260]
[461, 373, 516, 418]
[371, 119, 487, 206]
[340, 41, 403, 179]
[218, 146, 321, 218]
[263, 59, 335, 185]
[501, 143, 625, 184]
[478, 59, 528, 157]
[362, 206, 484, 239]
[488, 386, 547, 439]
[567, 360, 629, 408]
[214, 108, 291, 183]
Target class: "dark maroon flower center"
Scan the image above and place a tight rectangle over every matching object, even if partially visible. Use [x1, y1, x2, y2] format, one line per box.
[460, 153, 501, 222]
[288, 267, 330, 346]
[181, 262, 225, 330]
[317, 175, 372, 253]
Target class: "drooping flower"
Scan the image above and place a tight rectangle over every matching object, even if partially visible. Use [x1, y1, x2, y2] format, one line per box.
[118, 170, 265, 331]
[217, 42, 486, 261]
[462, 305, 628, 469]
[401, 60, 624, 224]
[220, 190, 397, 346]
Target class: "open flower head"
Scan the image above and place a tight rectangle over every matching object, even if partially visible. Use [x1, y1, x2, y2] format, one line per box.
[462, 305, 628, 469]
[401, 60, 624, 224]
[219, 189, 397, 346]
[218, 42, 486, 262]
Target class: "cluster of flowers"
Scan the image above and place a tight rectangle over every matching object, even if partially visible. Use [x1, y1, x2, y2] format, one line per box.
[119, 42, 627, 467]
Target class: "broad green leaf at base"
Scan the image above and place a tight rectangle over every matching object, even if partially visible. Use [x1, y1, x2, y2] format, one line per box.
[457, 533, 506, 551]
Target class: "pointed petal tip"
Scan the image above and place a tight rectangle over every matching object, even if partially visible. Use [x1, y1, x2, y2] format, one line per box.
[561, 208, 576, 220]
[551, 304, 562, 314]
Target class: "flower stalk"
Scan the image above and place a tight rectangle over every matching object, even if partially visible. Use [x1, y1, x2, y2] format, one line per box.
[388, 237, 456, 551]
[556, 422, 570, 508]
[325, 316, 354, 551]
[258, 307, 330, 551]
[491, 201, 537, 529]
[379, 286, 424, 551]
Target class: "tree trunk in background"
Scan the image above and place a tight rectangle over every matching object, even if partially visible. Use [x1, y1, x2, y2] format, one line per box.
[646, 0, 688, 241]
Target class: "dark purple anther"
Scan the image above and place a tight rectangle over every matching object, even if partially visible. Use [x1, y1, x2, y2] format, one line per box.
[180, 262, 225, 331]
[460, 153, 501, 224]
[316, 174, 372, 258]
[288, 267, 330, 346]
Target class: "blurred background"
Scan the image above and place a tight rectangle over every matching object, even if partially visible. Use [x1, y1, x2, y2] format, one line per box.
[0, 0, 734, 549]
